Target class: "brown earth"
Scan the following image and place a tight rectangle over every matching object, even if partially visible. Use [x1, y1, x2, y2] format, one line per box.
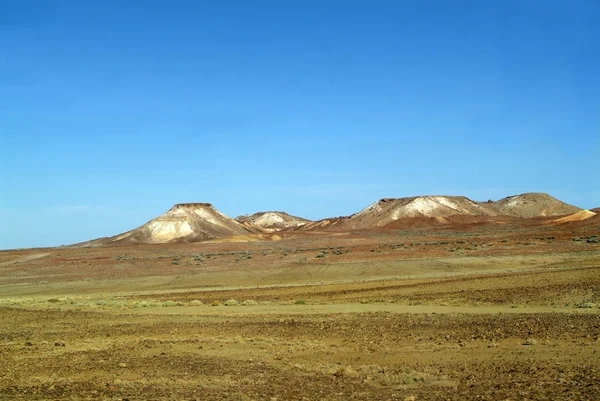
[1, 218, 599, 400]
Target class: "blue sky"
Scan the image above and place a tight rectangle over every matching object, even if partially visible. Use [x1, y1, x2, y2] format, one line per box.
[1, 0, 599, 249]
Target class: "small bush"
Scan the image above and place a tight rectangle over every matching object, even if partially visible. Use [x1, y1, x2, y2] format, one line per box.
[524, 338, 538, 346]
[295, 299, 307, 305]
[211, 300, 221, 306]
[577, 301, 596, 309]
[161, 300, 178, 307]
[241, 300, 257, 306]
[224, 299, 239, 306]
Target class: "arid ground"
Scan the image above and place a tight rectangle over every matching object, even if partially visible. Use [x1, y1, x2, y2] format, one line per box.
[1, 219, 599, 400]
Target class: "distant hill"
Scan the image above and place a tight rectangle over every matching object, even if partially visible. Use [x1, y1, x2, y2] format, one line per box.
[490, 193, 581, 218]
[79, 193, 585, 245]
[235, 212, 311, 232]
[301, 193, 581, 231]
[90, 203, 255, 245]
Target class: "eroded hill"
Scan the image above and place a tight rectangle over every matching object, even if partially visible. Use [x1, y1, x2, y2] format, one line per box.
[235, 211, 311, 232]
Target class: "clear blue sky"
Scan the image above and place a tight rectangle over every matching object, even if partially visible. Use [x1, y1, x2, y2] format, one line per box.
[1, 1, 599, 249]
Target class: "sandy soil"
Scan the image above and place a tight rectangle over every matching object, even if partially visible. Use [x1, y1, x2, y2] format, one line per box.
[1, 221, 599, 400]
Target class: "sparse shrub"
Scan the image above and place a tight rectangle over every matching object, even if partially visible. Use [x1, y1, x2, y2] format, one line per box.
[295, 299, 306, 305]
[84, 277, 93, 281]
[377, 371, 426, 386]
[39, 281, 49, 285]
[190, 300, 203, 306]
[572, 237, 582, 242]
[161, 300, 178, 307]
[333, 366, 356, 378]
[224, 299, 239, 306]
[524, 337, 538, 346]
[315, 252, 326, 258]
[47, 298, 60, 303]
[241, 300, 257, 306]
[95, 300, 107, 306]
[211, 300, 221, 306]
[577, 301, 596, 309]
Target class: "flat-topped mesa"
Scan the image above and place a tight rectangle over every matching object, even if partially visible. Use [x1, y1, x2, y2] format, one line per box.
[170, 203, 213, 210]
[101, 202, 254, 244]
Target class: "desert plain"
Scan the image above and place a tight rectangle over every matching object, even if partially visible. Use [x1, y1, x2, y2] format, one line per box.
[1, 196, 600, 400]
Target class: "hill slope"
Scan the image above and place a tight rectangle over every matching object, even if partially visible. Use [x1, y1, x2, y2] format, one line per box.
[99, 203, 255, 244]
[552, 210, 597, 224]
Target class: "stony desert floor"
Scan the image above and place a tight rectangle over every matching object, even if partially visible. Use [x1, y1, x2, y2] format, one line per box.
[1, 221, 599, 400]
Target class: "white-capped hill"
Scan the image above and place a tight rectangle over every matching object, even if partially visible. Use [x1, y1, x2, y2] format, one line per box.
[340, 196, 498, 229]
